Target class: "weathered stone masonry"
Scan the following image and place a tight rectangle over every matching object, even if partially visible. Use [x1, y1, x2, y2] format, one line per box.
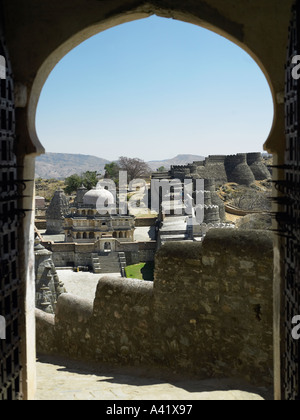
[36, 229, 273, 386]
[42, 240, 156, 268]
[169, 153, 271, 186]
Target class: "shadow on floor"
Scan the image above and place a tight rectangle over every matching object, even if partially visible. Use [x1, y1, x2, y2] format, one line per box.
[37, 354, 273, 400]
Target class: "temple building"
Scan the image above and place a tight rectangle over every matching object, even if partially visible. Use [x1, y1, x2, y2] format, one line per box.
[64, 186, 135, 243]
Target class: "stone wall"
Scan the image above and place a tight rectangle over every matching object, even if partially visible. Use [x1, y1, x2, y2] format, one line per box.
[225, 154, 256, 186]
[116, 241, 156, 265]
[44, 240, 156, 267]
[154, 230, 273, 384]
[247, 153, 271, 180]
[197, 155, 228, 185]
[36, 229, 273, 387]
[169, 153, 271, 187]
[44, 242, 94, 267]
[135, 217, 157, 227]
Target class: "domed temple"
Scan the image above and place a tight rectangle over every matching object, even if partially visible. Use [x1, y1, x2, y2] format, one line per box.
[64, 186, 135, 243]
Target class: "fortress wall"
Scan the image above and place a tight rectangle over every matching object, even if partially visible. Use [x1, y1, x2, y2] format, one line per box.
[154, 230, 273, 385]
[247, 153, 272, 180]
[92, 277, 154, 364]
[225, 154, 256, 186]
[171, 153, 270, 187]
[36, 230, 273, 386]
[197, 156, 228, 186]
[196, 166, 206, 180]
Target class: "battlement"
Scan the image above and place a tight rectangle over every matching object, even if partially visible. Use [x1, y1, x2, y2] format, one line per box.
[159, 153, 270, 187]
[207, 155, 227, 163]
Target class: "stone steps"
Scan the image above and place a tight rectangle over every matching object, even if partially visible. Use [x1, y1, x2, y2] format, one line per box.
[91, 253, 101, 274]
[98, 252, 121, 274]
[91, 252, 127, 275]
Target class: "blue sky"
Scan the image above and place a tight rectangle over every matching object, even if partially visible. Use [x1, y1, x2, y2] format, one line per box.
[36, 15, 274, 162]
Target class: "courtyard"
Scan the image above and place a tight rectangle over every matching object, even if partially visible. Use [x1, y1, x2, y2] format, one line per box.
[36, 355, 270, 400]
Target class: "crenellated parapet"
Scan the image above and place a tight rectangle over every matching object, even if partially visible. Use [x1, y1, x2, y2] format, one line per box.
[167, 153, 271, 187]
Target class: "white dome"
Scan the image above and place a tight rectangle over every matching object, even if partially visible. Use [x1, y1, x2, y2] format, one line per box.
[83, 187, 115, 207]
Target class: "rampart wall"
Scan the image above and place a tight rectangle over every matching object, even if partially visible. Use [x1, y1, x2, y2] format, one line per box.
[247, 153, 271, 180]
[36, 229, 273, 387]
[169, 153, 271, 186]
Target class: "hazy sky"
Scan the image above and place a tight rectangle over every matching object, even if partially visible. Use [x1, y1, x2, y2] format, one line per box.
[36, 16, 274, 162]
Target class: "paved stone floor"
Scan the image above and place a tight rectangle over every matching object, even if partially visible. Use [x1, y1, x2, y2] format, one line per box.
[57, 270, 120, 301]
[38, 263, 272, 401]
[35, 355, 272, 400]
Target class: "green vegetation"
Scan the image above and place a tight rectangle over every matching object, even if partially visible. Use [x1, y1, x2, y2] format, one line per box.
[157, 166, 166, 172]
[125, 262, 155, 281]
[64, 171, 99, 195]
[104, 162, 120, 185]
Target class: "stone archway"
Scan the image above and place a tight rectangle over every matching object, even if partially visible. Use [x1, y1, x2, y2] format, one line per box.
[22, 2, 282, 162]
[104, 242, 112, 252]
[28, 1, 278, 398]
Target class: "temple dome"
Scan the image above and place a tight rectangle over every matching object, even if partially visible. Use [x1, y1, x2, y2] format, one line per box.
[83, 186, 115, 207]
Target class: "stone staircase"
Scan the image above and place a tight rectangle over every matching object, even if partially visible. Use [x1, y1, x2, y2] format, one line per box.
[91, 253, 101, 274]
[91, 252, 127, 275]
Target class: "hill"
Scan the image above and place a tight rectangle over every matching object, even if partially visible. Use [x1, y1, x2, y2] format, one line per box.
[35, 153, 110, 179]
[148, 154, 205, 171]
[35, 153, 206, 179]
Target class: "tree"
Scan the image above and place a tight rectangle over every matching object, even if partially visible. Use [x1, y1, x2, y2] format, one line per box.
[64, 171, 98, 195]
[82, 171, 98, 191]
[118, 156, 151, 182]
[64, 174, 82, 195]
[157, 166, 166, 172]
[104, 162, 120, 184]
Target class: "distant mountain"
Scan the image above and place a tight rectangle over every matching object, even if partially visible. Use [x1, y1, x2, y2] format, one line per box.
[35, 153, 110, 179]
[35, 152, 206, 179]
[148, 154, 205, 171]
